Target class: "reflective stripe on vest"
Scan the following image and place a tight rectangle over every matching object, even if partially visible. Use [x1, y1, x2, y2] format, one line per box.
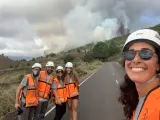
[25, 74, 38, 107]
[54, 78, 67, 104]
[65, 76, 79, 98]
[131, 85, 160, 120]
[38, 71, 53, 99]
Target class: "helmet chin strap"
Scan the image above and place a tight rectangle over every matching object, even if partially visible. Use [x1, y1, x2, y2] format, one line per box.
[147, 74, 158, 84]
[136, 74, 158, 85]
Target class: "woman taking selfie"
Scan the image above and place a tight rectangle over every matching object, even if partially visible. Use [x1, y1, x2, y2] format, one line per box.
[119, 29, 160, 120]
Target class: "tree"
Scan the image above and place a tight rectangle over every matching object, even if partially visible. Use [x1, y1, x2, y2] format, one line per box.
[46, 54, 49, 58]
[50, 53, 56, 57]
[2, 53, 4, 56]
[76, 49, 81, 53]
[93, 41, 108, 61]
[107, 40, 121, 57]
[83, 52, 94, 62]
[21, 59, 26, 61]
[32, 58, 35, 61]
[63, 55, 75, 63]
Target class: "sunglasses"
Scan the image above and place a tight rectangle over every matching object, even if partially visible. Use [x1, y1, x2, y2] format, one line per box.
[57, 70, 63, 73]
[66, 67, 72, 70]
[123, 49, 156, 61]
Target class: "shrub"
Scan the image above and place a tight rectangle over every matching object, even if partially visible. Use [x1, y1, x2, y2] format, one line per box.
[75, 68, 87, 77]
[15, 64, 19, 68]
[0, 90, 15, 119]
[27, 62, 30, 66]
[9, 65, 13, 68]
[19, 74, 24, 81]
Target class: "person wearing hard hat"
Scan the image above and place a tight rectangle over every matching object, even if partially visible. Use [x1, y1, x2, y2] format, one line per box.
[64, 62, 79, 120]
[52, 66, 67, 120]
[15, 63, 42, 120]
[34, 61, 55, 120]
[119, 29, 160, 120]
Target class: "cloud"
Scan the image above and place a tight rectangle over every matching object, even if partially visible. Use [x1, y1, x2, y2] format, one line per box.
[0, 0, 160, 56]
[0, 38, 7, 50]
[33, 18, 66, 37]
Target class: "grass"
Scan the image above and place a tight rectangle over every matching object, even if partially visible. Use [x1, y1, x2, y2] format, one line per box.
[0, 70, 26, 84]
[0, 84, 16, 120]
[75, 60, 103, 81]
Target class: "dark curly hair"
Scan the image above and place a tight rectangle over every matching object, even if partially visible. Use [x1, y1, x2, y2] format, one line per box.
[118, 73, 138, 119]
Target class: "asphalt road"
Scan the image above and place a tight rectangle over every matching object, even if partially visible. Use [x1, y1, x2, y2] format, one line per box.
[45, 62, 125, 120]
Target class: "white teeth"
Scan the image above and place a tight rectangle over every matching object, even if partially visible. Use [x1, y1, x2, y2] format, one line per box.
[132, 68, 144, 72]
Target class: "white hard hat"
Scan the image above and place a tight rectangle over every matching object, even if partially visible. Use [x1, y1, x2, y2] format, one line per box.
[32, 63, 42, 69]
[56, 66, 64, 71]
[46, 61, 54, 67]
[123, 29, 160, 51]
[65, 62, 73, 68]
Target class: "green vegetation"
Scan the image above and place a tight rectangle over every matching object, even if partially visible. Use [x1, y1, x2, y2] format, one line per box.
[9, 65, 13, 68]
[63, 55, 75, 63]
[32, 57, 36, 61]
[46, 53, 56, 58]
[83, 40, 121, 62]
[27, 62, 30, 66]
[93, 41, 108, 61]
[83, 51, 94, 62]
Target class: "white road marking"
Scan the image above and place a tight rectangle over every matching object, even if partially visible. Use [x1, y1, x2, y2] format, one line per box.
[79, 71, 97, 86]
[45, 106, 56, 116]
[116, 80, 119, 84]
[45, 67, 100, 116]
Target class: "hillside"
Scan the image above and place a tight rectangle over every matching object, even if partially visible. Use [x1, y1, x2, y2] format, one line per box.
[0, 24, 160, 120]
[103, 24, 160, 62]
[0, 55, 17, 70]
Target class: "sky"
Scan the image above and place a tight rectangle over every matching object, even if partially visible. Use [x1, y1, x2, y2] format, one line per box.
[0, 0, 160, 57]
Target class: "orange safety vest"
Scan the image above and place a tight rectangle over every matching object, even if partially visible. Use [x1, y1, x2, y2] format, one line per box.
[131, 85, 160, 120]
[64, 75, 79, 98]
[38, 71, 53, 99]
[53, 78, 67, 104]
[19, 74, 38, 107]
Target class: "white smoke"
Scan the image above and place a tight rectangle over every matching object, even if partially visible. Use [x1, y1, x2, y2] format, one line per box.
[93, 18, 119, 42]
[61, 5, 127, 50]
[0, 0, 160, 56]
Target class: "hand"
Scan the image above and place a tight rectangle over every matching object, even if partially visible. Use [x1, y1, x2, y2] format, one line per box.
[15, 103, 20, 109]
[57, 99, 62, 105]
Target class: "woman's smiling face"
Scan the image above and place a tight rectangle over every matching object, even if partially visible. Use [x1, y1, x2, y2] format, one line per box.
[125, 42, 159, 84]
